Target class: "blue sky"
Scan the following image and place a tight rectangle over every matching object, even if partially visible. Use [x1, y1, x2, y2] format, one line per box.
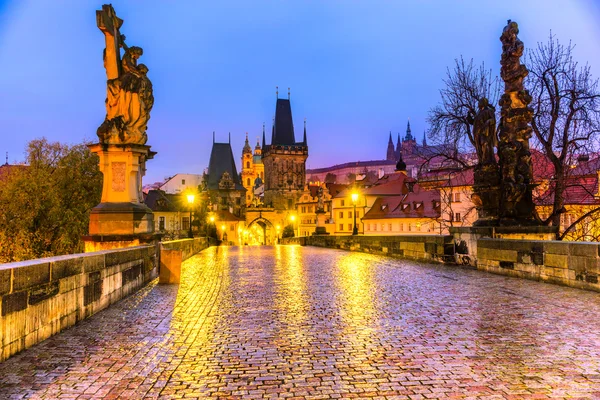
[0, 0, 599, 184]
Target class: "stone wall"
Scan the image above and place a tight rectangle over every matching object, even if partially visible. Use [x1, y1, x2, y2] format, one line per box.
[159, 237, 216, 262]
[477, 238, 600, 292]
[0, 245, 158, 362]
[282, 235, 454, 263]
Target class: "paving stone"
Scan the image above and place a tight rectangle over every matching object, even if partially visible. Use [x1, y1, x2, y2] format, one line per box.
[1, 246, 600, 399]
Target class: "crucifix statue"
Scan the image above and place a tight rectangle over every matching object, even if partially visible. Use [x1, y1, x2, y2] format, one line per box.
[96, 4, 154, 145]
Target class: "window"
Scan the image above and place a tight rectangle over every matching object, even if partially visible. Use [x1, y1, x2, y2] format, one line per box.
[159, 216, 165, 231]
[454, 213, 462, 222]
[453, 193, 461, 202]
[339, 211, 344, 219]
[339, 224, 343, 231]
[246, 161, 250, 169]
[374, 224, 377, 231]
[348, 211, 352, 218]
[408, 224, 412, 232]
[348, 224, 352, 231]
[182, 217, 190, 230]
[308, 206, 313, 213]
[302, 206, 306, 213]
[399, 223, 403, 232]
[230, 224, 234, 231]
[247, 178, 251, 186]
[341, 199, 345, 206]
[388, 224, 392, 231]
[182, 179, 186, 185]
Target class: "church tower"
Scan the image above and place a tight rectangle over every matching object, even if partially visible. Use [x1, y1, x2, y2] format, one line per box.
[401, 120, 417, 154]
[241, 133, 255, 206]
[262, 95, 308, 210]
[386, 132, 395, 161]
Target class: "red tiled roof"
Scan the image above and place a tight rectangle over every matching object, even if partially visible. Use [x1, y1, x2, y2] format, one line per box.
[536, 174, 600, 206]
[362, 188, 441, 220]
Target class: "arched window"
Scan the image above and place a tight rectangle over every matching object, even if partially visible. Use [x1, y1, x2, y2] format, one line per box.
[246, 161, 250, 169]
[247, 178, 250, 186]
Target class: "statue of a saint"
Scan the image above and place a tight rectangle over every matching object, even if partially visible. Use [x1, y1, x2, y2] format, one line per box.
[471, 98, 497, 166]
[316, 186, 324, 212]
[96, 5, 154, 145]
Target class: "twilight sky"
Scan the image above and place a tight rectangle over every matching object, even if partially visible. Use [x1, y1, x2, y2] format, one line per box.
[1, 0, 599, 185]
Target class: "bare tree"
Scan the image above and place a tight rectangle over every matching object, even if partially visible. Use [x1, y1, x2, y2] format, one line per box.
[427, 57, 501, 166]
[527, 34, 600, 228]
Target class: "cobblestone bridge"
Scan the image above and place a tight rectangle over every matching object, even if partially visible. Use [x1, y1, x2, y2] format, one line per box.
[1, 246, 600, 399]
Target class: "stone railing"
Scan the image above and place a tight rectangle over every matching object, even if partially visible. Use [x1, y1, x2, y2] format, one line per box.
[160, 237, 216, 261]
[477, 238, 600, 292]
[0, 245, 158, 362]
[282, 235, 454, 263]
[158, 237, 217, 283]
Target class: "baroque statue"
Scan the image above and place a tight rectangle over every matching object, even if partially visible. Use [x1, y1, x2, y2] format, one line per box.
[497, 19, 537, 224]
[316, 186, 325, 213]
[471, 98, 497, 166]
[96, 5, 154, 145]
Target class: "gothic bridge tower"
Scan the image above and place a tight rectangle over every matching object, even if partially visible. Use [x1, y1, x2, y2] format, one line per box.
[262, 95, 308, 210]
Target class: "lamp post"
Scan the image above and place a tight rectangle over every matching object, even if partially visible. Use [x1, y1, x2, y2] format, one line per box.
[221, 224, 227, 243]
[208, 215, 215, 240]
[187, 193, 195, 238]
[276, 225, 281, 243]
[290, 214, 297, 237]
[351, 192, 359, 235]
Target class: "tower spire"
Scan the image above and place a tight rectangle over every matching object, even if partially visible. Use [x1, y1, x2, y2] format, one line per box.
[404, 119, 413, 142]
[288, 87, 290, 100]
[213, 131, 215, 143]
[303, 118, 307, 145]
[423, 131, 428, 147]
[263, 122, 267, 147]
[276, 86, 278, 98]
[228, 132, 231, 144]
[386, 131, 395, 161]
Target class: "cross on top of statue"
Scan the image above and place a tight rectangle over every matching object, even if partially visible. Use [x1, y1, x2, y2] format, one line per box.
[96, 4, 154, 145]
[96, 4, 124, 81]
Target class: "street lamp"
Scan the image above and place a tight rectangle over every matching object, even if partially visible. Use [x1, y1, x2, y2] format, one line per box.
[276, 225, 281, 243]
[186, 193, 195, 238]
[289, 214, 297, 237]
[351, 192, 359, 235]
[221, 224, 227, 242]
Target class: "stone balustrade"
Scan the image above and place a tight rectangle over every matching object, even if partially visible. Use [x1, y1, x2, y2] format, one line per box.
[282, 235, 454, 263]
[477, 238, 600, 291]
[0, 245, 158, 361]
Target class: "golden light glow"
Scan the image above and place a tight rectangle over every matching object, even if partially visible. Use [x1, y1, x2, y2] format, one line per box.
[276, 225, 281, 231]
[186, 193, 195, 204]
[209, 216, 215, 223]
[221, 224, 226, 231]
[290, 215, 296, 222]
[351, 192, 359, 203]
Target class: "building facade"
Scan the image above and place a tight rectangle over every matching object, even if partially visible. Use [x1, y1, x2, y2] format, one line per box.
[240, 133, 264, 206]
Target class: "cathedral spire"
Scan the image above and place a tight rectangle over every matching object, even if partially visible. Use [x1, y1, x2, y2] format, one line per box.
[386, 131, 395, 161]
[423, 131, 428, 147]
[404, 120, 414, 142]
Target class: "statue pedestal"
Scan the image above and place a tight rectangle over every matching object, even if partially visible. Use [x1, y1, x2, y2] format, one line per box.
[83, 143, 159, 252]
[313, 211, 329, 235]
[450, 226, 558, 266]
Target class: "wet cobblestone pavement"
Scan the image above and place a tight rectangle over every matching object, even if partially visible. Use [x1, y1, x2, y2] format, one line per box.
[2, 245, 600, 399]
